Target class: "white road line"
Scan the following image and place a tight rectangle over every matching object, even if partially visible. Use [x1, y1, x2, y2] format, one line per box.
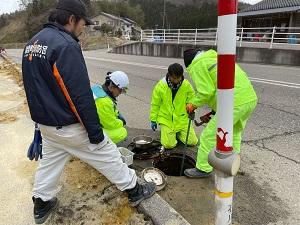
[250, 80, 300, 89]
[85, 56, 168, 70]
[86, 56, 300, 89]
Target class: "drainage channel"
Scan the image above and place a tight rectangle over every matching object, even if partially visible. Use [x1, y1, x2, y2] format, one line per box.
[124, 136, 195, 225]
[153, 153, 195, 176]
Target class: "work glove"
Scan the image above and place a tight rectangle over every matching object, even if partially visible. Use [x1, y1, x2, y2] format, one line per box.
[186, 103, 197, 114]
[118, 113, 126, 125]
[150, 121, 157, 131]
[27, 123, 43, 161]
[200, 110, 215, 123]
[188, 112, 195, 120]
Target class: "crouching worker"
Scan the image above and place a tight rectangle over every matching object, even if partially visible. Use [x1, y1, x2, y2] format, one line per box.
[183, 49, 257, 178]
[92, 71, 128, 144]
[149, 63, 198, 149]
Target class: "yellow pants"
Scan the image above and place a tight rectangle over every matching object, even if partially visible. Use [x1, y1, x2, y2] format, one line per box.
[160, 124, 198, 149]
[104, 127, 127, 144]
[196, 100, 257, 172]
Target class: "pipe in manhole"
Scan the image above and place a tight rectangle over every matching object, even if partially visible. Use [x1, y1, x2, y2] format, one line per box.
[153, 153, 195, 176]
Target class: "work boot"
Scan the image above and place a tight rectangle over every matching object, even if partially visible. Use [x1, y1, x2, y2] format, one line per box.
[126, 182, 156, 207]
[184, 168, 211, 178]
[32, 197, 58, 224]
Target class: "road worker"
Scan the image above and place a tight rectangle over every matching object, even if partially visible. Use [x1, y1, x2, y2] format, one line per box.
[150, 63, 198, 149]
[92, 71, 128, 144]
[183, 48, 257, 178]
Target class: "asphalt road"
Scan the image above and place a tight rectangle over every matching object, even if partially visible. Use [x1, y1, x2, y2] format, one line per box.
[6, 49, 300, 224]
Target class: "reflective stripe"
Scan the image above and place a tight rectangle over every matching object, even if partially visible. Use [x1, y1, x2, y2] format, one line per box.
[208, 63, 217, 72]
[214, 189, 233, 198]
[52, 63, 83, 125]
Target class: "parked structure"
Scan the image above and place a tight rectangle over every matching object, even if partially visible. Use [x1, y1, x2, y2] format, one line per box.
[90, 12, 140, 39]
[238, 0, 300, 29]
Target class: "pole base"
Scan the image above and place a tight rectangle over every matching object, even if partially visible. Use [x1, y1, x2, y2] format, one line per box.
[208, 150, 240, 176]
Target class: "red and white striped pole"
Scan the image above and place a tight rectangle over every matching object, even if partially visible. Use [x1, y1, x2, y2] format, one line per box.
[208, 0, 241, 224]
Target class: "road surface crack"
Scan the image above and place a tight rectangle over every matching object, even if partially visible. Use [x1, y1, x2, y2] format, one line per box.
[258, 102, 300, 118]
[243, 131, 300, 164]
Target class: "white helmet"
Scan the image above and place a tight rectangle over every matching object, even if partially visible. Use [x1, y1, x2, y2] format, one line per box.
[109, 71, 129, 92]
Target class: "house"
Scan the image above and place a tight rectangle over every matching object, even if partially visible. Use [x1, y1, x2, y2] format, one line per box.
[90, 12, 140, 38]
[238, 0, 300, 29]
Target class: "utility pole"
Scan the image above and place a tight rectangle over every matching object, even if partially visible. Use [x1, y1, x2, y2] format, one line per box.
[162, 0, 166, 29]
[208, 0, 240, 225]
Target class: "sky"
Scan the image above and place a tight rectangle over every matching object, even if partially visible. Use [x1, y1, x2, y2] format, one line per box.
[0, 0, 263, 15]
[0, 0, 20, 15]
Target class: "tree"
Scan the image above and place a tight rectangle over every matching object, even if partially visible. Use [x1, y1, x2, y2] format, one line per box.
[116, 28, 123, 37]
[0, 15, 8, 28]
[100, 23, 113, 34]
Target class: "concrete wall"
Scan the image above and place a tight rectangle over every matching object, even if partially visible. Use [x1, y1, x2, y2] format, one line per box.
[113, 42, 300, 66]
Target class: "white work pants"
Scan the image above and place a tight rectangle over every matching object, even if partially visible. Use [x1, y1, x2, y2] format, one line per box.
[32, 123, 137, 201]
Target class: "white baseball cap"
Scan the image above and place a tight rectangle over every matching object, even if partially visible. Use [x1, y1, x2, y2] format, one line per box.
[109, 71, 129, 92]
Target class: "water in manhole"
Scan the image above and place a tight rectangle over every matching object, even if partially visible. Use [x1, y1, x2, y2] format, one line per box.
[154, 153, 195, 176]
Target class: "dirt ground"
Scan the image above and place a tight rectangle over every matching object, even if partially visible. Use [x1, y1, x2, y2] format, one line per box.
[0, 59, 151, 225]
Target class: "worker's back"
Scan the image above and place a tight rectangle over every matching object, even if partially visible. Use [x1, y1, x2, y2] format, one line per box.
[187, 49, 257, 110]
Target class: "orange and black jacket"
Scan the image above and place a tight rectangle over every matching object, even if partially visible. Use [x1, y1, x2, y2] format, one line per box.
[22, 22, 104, 144]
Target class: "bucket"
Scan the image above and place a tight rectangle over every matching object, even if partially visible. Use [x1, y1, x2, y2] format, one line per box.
[118, 147, 134, 166]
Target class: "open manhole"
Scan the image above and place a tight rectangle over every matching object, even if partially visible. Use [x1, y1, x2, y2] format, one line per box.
[153, 153, 196, 176]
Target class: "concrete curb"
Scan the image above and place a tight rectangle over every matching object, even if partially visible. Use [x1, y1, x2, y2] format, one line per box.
[138, 193, 191, 225]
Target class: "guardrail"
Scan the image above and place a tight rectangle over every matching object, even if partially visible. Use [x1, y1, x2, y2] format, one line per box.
[140, 27, 300, 49]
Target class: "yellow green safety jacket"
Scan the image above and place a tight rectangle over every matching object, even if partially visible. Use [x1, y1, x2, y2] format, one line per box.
[91, 85, 124, 130]
[150, 77, 195, 130]
[187, 49, 257, 111]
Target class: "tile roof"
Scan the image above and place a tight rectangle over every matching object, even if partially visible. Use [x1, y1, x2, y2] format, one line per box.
[241, 0, 300, 12]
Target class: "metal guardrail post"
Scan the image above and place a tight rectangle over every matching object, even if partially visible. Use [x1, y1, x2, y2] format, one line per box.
[163, 29, 166, 43]
[152, 29, 154, 39]
[214, 29, 218, 46]
[270, 26, 276, 49]
[140, 30, 143, 42]
[239, 27, 243, 47]
[194, 28, 198, 45]
[177, 29, 180, 44]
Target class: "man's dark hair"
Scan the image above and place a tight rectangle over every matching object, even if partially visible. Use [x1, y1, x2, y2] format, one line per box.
[168, 63, 184, 77]
[48, 9, 82, 25]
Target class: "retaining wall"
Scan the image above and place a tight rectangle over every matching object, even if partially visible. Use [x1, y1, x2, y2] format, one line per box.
[113, 42, 300, 66]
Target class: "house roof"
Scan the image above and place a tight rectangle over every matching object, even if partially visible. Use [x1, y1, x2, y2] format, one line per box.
[238, 0, 300, 17]
[92, 12, 133, 25]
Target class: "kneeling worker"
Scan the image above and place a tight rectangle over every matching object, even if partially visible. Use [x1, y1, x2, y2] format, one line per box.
[92, 71, 128, 144]
[149, 63, 198, 149]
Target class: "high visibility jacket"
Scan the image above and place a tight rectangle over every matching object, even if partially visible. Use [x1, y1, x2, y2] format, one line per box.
[187, 49, 257, 111]
[150, 77, 195, 130]
[92, 85, 124, 130]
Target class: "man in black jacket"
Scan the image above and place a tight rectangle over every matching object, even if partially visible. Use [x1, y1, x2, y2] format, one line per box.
[22, 0, 155, 224]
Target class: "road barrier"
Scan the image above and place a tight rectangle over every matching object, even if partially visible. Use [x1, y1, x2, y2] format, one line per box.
[141, 27, 300, 49]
